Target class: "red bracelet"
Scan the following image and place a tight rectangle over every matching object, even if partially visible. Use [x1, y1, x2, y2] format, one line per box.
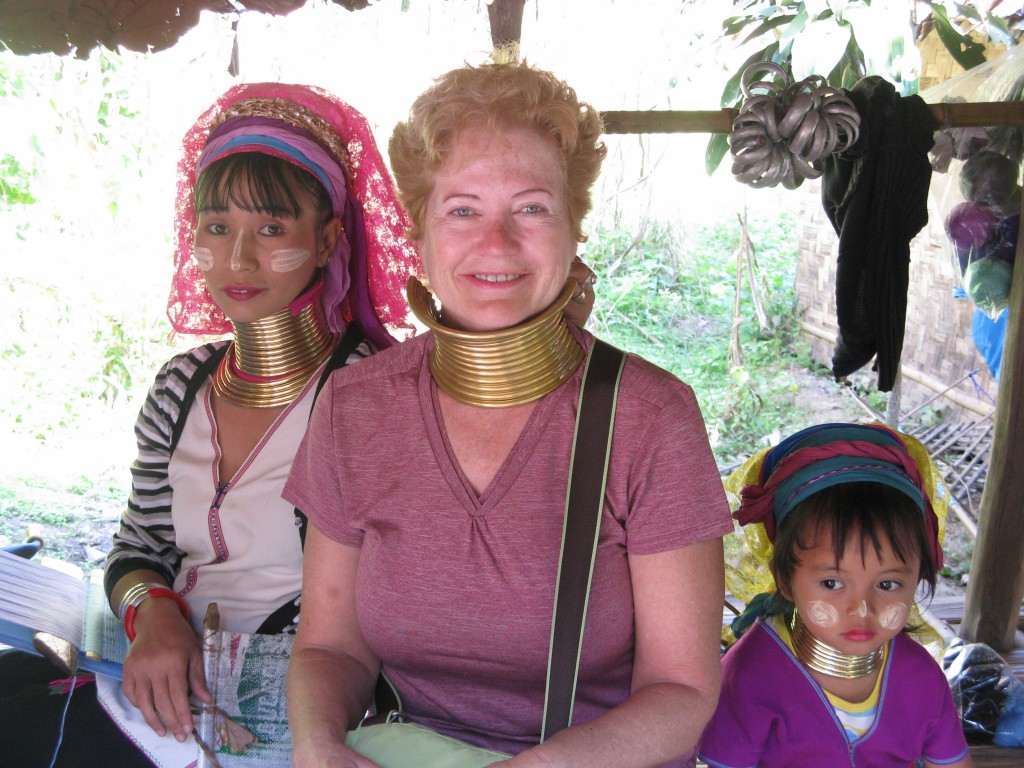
[123, 587, 190, 642]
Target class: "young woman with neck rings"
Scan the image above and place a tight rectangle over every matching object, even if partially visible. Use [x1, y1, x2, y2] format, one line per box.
[99, 83, 420, 755]
[0, 83, 420, 768]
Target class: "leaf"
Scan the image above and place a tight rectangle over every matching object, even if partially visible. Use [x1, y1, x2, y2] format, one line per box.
[723, 15, 758, 36]
[720, 42, 780, 107]
[955, 2, 982, 23]
[777, 8, 810, 52]
[928, 4, 987, 70]
[705, 132, 731, 177]
[843, 3, 913, 85]
[740, 14, 797, 46]
[827, 0, 852, 23]
[802, 0, 832, 19]
[983, 15, 1016, 49]
[791, 16, 852, 81]
[828, 45, 865, 90]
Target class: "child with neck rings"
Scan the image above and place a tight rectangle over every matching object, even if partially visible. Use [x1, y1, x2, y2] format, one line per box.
[698, 422, 973, 768]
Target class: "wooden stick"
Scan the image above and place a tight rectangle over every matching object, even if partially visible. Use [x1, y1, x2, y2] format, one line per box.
[600, 101, 1024, 135]
[961, 189, 1024, 650]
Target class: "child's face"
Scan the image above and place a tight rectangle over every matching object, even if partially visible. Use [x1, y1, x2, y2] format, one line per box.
[194, 182, 339, 324]
[782, 524, 921, 655]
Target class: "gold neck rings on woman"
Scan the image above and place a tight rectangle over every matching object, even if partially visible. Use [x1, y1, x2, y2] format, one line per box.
[407, 276, 585, 408]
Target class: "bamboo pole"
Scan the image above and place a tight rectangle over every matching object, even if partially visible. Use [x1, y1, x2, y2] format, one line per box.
[960, 189, 1024, 651]
[600, 101, 1024, 134]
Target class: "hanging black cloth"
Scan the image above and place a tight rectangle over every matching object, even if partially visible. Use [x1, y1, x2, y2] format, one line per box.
[820, 76, 938, 391]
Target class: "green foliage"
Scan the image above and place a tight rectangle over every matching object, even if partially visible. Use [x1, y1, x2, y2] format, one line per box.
[0, 481, 120, 564]
[0, 48, 180, 566]
[587, 212, 828, 466]
[0, 155, 36, 207]
[93, 51, 141, 150]
[0, 62, 38, 213]
[91, 321, 136, 405]
[705, 133, 731, 176]
[939, 529, 974, 581]
[3, 281, 172, 435]
[922, 2, 988, 70]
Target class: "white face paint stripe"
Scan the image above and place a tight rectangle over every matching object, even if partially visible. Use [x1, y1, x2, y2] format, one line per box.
[805, 600, 839, 627]
[878, 602, 909, 631]
[853, 600, 868, 618]
[230, 231, 245, 272]
[193, 246, 214, 272]
[269, 248, 312, 273]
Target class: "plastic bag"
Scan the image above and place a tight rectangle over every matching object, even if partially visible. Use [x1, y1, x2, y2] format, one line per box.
[924, 50, 1020, 321]
[943, 638, 1024, 746]
[971, 306, 1008, 381]
[942, 154, 1018, 319]
[963, 252, 1014, 318]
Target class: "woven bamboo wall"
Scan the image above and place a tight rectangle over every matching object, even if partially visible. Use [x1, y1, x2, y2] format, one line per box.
[919, 32, 995, 93]
[794, 34, 1004, 423]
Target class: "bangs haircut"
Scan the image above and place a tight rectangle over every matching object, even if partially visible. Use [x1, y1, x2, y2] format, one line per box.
[772, 482, 938, 601]
[195, 152, 331, 223]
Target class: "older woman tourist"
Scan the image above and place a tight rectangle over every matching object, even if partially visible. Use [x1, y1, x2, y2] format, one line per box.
[284, 56, 732, 768]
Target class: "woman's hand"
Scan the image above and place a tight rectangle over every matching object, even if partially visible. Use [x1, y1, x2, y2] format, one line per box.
[293, 742, 383, 768]
[564, 256, 596, 328]
[121, 597, 211, 741]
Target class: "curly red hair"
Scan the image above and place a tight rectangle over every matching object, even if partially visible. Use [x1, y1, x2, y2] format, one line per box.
[388, 52, 606, 243]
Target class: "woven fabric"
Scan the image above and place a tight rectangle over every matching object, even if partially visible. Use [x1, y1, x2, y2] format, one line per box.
[820, 77, 938, 391]
[734, 423, 942, 568]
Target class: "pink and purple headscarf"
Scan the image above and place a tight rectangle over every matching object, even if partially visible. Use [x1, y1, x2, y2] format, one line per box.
[169, 83, 420, 348]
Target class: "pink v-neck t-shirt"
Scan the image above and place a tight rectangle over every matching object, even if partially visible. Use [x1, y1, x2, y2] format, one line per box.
[285, 329, 732, 756]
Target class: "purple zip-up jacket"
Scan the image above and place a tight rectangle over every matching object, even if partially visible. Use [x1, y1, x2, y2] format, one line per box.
[698, 618, 969, 767]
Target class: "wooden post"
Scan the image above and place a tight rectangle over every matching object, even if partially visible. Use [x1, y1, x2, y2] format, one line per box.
[960, 193, 1024, 651]
[599, 102, 1024, 135]
[487, 0, 526, 50]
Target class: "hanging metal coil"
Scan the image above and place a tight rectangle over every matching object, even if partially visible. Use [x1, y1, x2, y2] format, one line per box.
[729, 62, 861, 190]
